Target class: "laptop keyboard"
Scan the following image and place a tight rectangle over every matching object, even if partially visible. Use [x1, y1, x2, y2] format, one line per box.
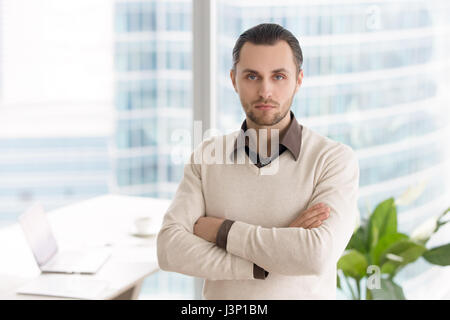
[44, 250, 109, 273]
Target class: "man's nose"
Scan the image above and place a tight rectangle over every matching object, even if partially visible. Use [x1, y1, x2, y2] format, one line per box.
[257, 79, 273, 100]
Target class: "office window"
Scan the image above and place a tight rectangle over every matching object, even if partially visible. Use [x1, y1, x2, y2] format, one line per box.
[113, 0, 194, 300]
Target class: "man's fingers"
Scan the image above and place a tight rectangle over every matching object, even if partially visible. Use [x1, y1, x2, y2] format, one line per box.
[303, 203, 329, 219]
[302, 211, 329, 228]
[289, 211, 329, 229]
[309, 203, 326, 211]
[294, 206, 330, 227]
[306, 220, 323, 229]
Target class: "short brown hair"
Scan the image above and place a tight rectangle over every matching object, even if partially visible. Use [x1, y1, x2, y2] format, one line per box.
[232, 23, 303, 76]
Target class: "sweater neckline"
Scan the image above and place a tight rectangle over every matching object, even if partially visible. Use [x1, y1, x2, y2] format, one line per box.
[242, 147, 292, 176]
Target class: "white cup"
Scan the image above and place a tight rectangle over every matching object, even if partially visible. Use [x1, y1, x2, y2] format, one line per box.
[134, 216, 153, 234]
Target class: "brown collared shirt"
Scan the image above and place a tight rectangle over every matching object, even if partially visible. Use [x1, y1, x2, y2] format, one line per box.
[217, 110, 303, 279]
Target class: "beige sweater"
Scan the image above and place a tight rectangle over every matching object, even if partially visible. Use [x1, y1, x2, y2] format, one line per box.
[157, 124, 360, 299]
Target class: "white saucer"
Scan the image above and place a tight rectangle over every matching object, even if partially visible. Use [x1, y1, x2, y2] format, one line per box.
[129, 226, 157, 238]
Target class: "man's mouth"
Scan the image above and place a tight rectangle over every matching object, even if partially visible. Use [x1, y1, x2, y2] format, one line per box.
[255, 104, 275, 110]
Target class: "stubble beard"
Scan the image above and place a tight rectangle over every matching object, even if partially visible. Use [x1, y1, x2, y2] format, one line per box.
[244, 92, 295, 127]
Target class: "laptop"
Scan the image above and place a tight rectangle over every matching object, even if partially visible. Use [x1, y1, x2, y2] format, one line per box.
[18, 203, 111, 274]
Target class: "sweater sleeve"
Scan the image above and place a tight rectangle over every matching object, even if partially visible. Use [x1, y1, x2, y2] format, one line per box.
[225, 145, 360, 276]
[216, 220, 269, 280]
[156, 144, 257, 280]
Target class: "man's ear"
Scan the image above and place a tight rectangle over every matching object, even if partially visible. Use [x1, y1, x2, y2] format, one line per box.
[295, 69, 303, 93]
[230, 69, 238, 93]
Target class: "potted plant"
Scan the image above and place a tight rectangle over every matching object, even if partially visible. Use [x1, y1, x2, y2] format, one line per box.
[337, 192, 450, 299]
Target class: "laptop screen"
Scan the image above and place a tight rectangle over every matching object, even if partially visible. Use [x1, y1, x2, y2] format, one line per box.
[18, 203, 58, 266]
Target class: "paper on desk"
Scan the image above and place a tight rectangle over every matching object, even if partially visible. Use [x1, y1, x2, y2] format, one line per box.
[16, 274, 109, 300]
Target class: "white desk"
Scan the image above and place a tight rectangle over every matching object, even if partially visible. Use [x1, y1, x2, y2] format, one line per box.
[0, 194, 171, 300]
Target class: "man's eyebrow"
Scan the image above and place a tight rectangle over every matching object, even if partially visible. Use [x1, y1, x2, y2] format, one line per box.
[241, 68, 290, 74]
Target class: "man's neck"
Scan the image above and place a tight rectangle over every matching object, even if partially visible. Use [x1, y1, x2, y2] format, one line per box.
[245, 111, 291, 156]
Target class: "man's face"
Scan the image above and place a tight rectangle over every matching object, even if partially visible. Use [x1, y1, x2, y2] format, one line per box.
[230, 40, 303, 127]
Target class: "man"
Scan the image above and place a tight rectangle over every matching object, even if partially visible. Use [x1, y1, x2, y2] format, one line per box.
[157, 23, 360, 299]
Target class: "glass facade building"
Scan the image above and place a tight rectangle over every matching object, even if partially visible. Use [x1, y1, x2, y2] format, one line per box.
[0, 136, 111, 228]
[113, 0, 195, 299]
[0, 0, 114, 229]
[114, 0, 192, 200]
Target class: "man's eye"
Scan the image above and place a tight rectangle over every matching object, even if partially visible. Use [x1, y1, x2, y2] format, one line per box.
[246, 74, 284, 80]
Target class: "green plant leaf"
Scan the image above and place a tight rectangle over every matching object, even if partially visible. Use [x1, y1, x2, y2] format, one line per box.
[337, 274, 341, 289]
[432, 208, 450, 236]
[380, 261, 397, 275]
[371, 232, 409, 266]
[368, 198, 397, 250]
[369, 278, 406, 300]
[438, 207, 450, 222]
[337, 250, 368, 280]
[379, 240, 427, 276]
[422, 243, 450, 266]
[346, 225, 369, 254]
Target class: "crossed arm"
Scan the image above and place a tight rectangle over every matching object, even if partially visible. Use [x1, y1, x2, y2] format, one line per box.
[156, 144, 359, 280]
[194, 202, 330, 245]
[193, 203, 331, 278]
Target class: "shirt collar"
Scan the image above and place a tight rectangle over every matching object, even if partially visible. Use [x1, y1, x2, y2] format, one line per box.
[231, 110, 303, 161]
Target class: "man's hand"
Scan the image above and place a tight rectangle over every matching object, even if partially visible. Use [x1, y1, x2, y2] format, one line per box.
[289, 202, 330, 229]
[194, 216, 225, 243]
